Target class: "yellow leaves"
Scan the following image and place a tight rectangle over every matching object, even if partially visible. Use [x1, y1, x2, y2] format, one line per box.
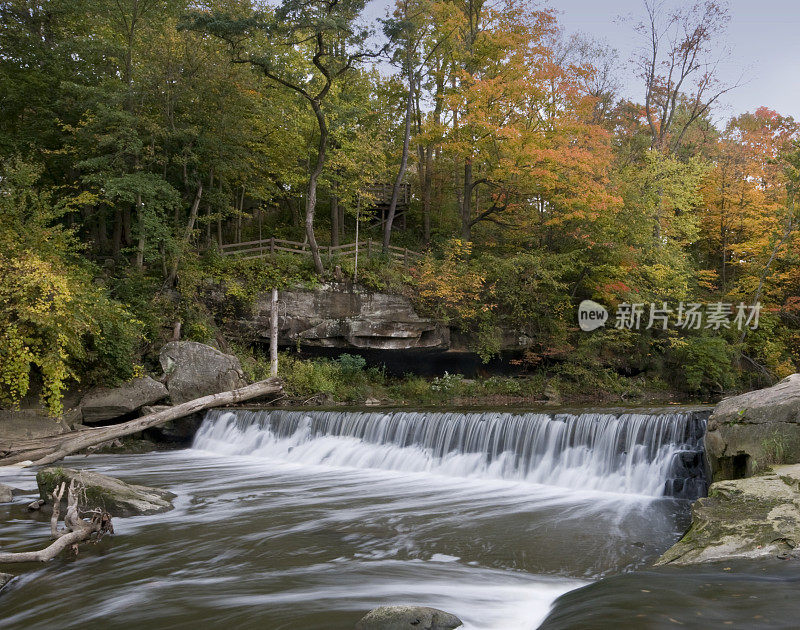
[0, 250, 118, 415]
[413, 239, 487, 325]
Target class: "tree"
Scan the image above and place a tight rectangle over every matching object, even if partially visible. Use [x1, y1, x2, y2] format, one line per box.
[185, 0, 381, 274]
[634, 0, 735, 154]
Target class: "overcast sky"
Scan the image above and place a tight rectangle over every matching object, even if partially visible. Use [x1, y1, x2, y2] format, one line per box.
[366, 0, 800, 122]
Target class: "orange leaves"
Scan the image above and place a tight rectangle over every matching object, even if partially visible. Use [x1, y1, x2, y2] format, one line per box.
[413, 239, 489, 324]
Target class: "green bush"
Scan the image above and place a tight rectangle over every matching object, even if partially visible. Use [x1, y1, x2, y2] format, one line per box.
[669, 334, 736, 393]
[338, 353, 367, 374]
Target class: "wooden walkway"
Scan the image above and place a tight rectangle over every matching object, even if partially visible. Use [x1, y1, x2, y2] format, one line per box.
[220, 237, 422, 266]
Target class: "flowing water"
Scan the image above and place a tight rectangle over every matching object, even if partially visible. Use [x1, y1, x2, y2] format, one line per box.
[3, 406, 770, 630]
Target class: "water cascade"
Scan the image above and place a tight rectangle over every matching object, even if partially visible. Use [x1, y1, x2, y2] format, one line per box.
[193, 409, 707, 499]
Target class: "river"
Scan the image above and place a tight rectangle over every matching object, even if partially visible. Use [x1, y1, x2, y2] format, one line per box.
[1, 408, 798, 629]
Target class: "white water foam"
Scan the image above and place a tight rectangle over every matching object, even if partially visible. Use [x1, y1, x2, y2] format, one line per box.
[193, 409, 706, 497]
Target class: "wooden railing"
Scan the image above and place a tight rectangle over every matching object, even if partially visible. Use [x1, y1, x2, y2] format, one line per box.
[219, 237, 423, 266]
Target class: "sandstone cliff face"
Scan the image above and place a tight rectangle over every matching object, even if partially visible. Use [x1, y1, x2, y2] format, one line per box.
[244, 284, 450, 351]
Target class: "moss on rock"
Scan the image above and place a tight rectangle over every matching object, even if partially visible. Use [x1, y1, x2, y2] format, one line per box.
[657, 464, 800, 566]
[36, 467, 175, 517]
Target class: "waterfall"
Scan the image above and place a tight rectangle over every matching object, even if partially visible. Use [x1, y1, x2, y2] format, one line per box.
[192, 409, 707, 499]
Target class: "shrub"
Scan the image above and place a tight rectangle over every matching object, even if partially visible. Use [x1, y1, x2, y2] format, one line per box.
[338, 353, 367, 375]
[0, 252, 141, 414]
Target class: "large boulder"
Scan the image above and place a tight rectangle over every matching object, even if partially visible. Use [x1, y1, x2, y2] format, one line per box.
[355, 606, 463, 630]
[36, 467, 174, 517]
[80, 376, 168, 423]
[705, 374, 800, 480]
[657, 463, 800, 566]
[159, 341, 247, 404]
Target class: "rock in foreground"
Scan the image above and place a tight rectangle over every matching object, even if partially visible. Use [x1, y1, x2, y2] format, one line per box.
[705, 374, 800, 480]
[657, 464, 800, 566]
[0, 483, 12, 503]
[159, 341, 247, 404]
[0, 573, 14, 590]
[37, 467, 174, 517]
[355, 606, 463, 630]
[80, 376, 168, 423]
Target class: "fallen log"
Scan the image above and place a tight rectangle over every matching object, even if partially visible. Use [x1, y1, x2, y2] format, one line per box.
[0, 378, 283, 467]
[0, 480, 113, 563]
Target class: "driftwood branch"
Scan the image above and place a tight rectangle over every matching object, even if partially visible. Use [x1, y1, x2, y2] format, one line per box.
[0, 378, 283, 467]
[0, 480, 113, 564]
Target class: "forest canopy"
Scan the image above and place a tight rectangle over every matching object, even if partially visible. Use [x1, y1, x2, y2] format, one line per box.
[1, 0, 799, 412]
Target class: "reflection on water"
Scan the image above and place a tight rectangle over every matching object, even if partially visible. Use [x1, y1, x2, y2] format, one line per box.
[0, 447, 689, 629]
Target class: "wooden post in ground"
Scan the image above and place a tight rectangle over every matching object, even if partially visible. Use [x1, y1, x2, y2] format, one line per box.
[270, 288, 278, 377]
[270, 237, 275, 257]
[354, 195, 360, 283]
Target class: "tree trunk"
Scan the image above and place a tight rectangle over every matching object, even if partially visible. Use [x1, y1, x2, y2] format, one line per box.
[165, 181, 204, 286]
[135, 192, 145, 268]
[0, 481, 112, 564]
[331, 194, 340, 247]
[270, 288, 279, 377]
[461, 158, 473, 241]
[122, 207, 132, 247]
[306, 101, 327, 275]
[738, 210, 795, 345]
[383, 58, 414, 253]
[97, 207, 108, 251]
[0, 378, 283, 467]
[112, 208, 123, 259]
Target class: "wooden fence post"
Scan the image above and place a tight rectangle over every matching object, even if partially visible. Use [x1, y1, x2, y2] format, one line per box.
[270, 288, 278, 377]
[270, 237, 275, 257]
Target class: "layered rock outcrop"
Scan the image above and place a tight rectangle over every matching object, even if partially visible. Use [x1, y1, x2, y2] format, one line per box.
[705, 374, 800, 480]
[245, 284, 449, 351]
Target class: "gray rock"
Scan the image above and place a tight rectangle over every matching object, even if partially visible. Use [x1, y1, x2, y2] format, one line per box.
[27, 499, 45, 511]
[80, 377, 168, 424]
[141, 407, 204, 444]
[355, 606, 463, 630]
[243, 284, 450, 351]
[0, 409, 72, 444]
[37, 467, 175, 517]
[706, 374, 800, 480]
[159, 341, 247, 404]
[0, 573, 14, 590]
[657, 463, 800, 566]
[0, 483, 12, 503]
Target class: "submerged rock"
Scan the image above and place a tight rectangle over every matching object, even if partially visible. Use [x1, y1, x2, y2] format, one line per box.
[355, 606, 463, 630]
[0, 573, 14, 590]
[159, 341, 247, 404]
[36, 467, 175, 517]
[705, 374, 800, 480]
[80, 376, 168, 423]
[657, 463, 800, 566]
